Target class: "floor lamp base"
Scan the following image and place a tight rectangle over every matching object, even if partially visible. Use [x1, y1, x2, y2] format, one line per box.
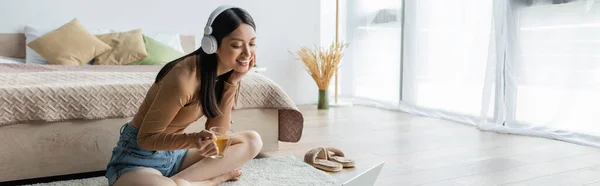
[329, 99, 354, 107]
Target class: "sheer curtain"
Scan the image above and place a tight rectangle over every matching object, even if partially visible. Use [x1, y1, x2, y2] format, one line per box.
[344, 0, 600, 148]
[343, 0, 403, 105]
[503, 0, 600, 144]
[401, 0, 495, 119]
[345, 0, 496, 125]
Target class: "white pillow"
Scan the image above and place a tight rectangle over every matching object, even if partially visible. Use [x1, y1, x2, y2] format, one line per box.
[0, 56, 26, 64]
[146, 33, 186, 53]
[24, 25, 50, 64]
[23, 25, 185, 64]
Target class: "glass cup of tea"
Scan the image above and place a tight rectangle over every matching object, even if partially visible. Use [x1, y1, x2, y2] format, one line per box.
[209, 127, 233, 159]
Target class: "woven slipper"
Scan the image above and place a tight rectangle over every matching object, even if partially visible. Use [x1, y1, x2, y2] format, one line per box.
[304, 147, 343, 172]
[326, 147, 355, 168]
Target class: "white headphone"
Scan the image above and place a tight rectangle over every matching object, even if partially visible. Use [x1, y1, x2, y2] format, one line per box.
[201, 5, 236, 54]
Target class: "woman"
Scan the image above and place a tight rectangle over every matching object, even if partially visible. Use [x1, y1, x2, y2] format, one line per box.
[105, 5, 262, 186]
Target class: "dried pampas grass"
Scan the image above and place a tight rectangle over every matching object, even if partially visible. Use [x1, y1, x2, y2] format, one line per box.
[291, 41, 349, 90]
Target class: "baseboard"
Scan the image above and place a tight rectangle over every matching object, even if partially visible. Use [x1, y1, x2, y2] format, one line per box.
[0, 171, 105, 186]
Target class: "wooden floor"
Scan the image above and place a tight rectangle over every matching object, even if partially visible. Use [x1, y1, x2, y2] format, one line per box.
[265, 105, 600, 186]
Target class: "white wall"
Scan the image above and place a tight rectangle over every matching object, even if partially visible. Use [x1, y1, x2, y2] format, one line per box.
[0, 0, 322, 105]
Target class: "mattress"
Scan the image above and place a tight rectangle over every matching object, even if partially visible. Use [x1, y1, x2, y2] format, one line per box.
[0, 63, 303, 142]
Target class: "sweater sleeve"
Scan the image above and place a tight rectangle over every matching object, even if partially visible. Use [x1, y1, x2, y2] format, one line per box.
[205, 80, 239, 130]
[136, 66, 203, 150]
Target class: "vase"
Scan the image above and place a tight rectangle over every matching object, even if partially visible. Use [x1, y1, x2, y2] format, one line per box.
[318, 89, 329, 109]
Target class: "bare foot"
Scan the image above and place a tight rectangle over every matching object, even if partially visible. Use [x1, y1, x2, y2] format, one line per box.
[207, 170, 242, 185]
[229, 170, 242, 181]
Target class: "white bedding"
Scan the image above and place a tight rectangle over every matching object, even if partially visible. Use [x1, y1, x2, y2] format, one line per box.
[0, 56, 25, 64]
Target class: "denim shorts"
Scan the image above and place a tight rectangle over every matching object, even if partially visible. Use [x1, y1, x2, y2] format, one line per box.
[105, 123, 188, 186]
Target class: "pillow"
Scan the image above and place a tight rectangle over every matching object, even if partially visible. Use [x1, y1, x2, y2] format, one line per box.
[128, 35, 185, 65]
[26, 18, 112, 65]
[82, 29, 185, 53]
[0, 56, 26, 64]
[146, 33, 186, 53]
[94, 29, 147, 65]
[23, 25, 114, 65]
[24, 25, 185, 64]
[100, 31, 185, 53]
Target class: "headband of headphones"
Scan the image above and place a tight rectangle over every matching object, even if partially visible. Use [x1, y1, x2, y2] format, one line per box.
[204, 5, 235, 35]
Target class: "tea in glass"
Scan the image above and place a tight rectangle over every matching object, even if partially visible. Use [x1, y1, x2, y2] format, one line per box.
[209, 127, 233, 159]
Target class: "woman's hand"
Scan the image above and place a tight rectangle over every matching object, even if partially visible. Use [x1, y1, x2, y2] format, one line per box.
[228, 53, 256, 85]
[197, 130, 218, 157]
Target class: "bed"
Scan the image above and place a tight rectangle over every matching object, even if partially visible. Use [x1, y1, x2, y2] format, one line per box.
[0, 33, 304, 182]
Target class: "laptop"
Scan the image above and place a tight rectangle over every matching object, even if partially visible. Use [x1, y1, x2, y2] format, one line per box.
[342, 162, 385, 186]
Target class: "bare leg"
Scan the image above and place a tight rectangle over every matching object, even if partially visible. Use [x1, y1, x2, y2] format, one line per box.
[113, 168, 242, 186]
[172, 170, 243, 186]
[171, 130, 263, 182]
[113, 168, 176, 186]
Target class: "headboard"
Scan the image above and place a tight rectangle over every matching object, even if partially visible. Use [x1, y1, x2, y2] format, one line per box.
[0, 33, 196, 59]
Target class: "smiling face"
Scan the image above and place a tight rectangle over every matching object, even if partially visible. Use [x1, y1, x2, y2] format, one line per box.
[215, 23, 256, 74]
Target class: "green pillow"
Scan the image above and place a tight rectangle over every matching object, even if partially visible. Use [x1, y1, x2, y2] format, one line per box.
[128, 35, 184, 65]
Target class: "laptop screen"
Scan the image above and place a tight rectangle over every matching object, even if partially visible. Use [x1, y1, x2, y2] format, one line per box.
[343, 162, 385, 186]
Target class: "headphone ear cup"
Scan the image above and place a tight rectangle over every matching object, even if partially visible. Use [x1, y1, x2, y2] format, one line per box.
[201, 35, 218, 54]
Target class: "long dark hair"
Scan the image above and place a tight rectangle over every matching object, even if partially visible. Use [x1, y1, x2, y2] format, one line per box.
[154, 7, 256, 118]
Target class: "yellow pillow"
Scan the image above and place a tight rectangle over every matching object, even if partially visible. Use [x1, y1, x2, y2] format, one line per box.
[27, 18, 112, 65]
[94, 29, 147, 65]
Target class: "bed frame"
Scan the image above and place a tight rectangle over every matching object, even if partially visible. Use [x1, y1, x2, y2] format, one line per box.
[0, 33, 279, 182]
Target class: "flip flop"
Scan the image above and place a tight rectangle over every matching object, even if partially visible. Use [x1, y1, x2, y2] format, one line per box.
[326, 147, 355, 168]
[304, 147, 343, 172]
